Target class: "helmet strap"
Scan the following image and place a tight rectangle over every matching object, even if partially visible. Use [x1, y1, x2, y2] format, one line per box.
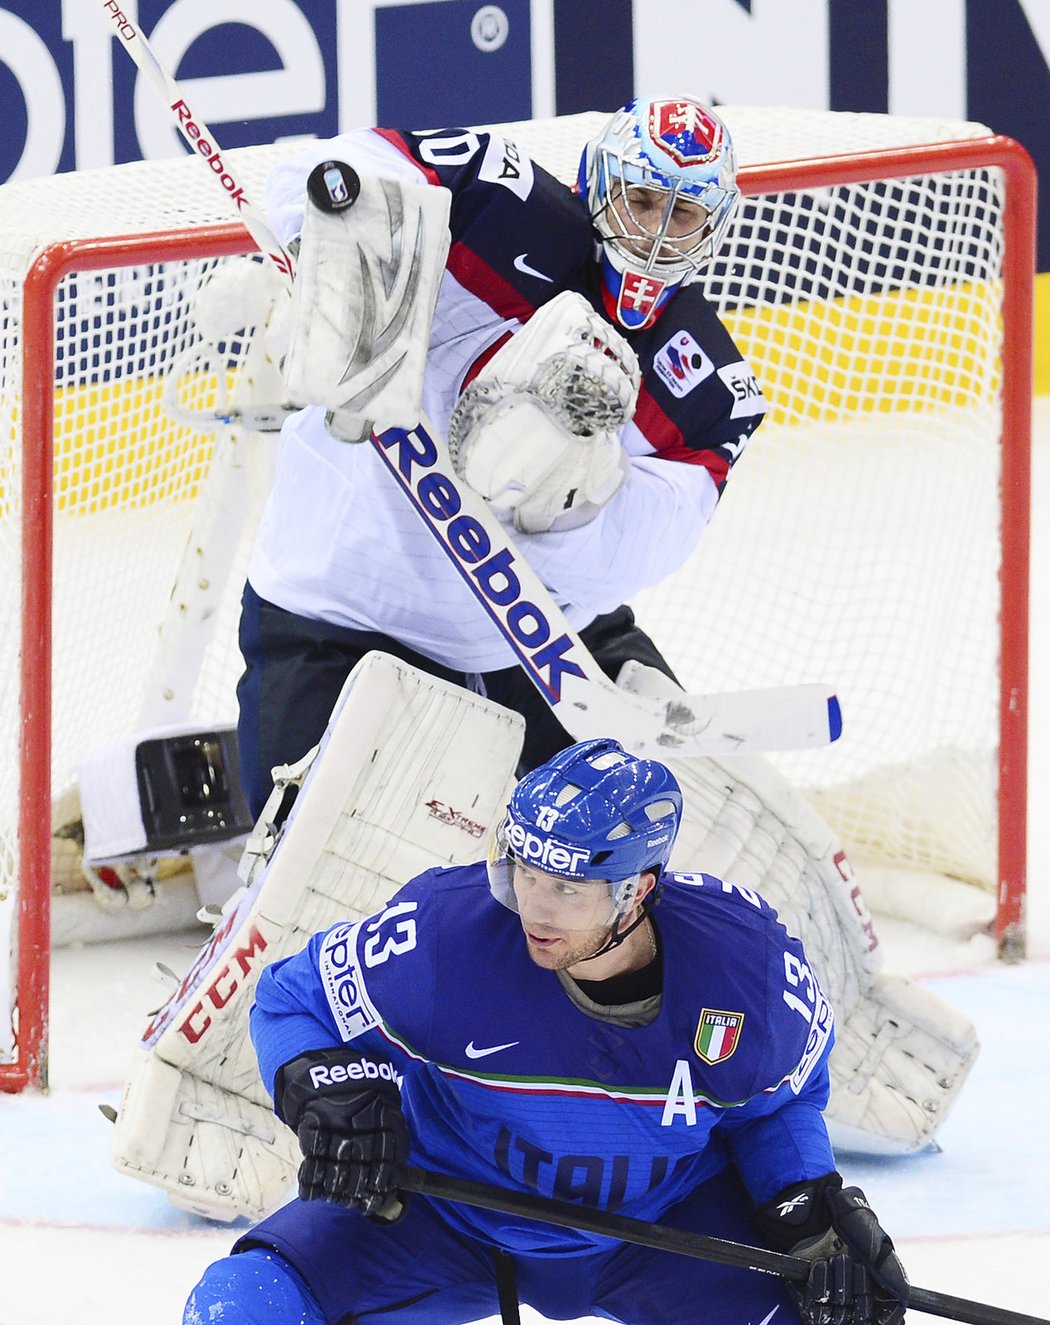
[577, 882, 661, 963]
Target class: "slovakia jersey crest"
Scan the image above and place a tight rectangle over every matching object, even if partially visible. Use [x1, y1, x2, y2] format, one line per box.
[603, 258, 675, 330]
[649, 100, 722, 168]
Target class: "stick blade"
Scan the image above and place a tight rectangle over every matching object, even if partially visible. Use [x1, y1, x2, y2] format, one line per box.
[568, 670, 843, 756]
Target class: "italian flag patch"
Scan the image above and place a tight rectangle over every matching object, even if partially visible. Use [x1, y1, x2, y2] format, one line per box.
[694, 1009, 745, 1064]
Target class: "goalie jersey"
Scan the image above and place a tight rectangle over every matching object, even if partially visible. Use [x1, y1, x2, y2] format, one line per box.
[248, 126, 768, 671]
[251, 862, 836, 1256]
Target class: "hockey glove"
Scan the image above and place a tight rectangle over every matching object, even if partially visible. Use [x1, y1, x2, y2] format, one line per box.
[274, 1046, 410, 1221]
[754, 1172, 909, 1325]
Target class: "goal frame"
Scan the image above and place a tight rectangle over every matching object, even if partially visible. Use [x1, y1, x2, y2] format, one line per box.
[1, 134, 1034, 1092]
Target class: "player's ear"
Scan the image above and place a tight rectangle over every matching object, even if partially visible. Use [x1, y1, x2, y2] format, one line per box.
[637, 870, 659, 905]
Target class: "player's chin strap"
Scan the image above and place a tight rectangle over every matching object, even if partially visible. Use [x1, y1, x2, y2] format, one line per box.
[578, 876, 662, 964]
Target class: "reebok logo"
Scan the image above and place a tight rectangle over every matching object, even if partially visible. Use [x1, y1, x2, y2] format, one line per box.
[170, 101, 248, 207]
[308, 1059, 401, 1089]
[373, 424, 588, 702]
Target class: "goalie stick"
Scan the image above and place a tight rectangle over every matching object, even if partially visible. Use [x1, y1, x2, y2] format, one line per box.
[97, 0, 842, 756]
[402, 1167, 1050, 1325]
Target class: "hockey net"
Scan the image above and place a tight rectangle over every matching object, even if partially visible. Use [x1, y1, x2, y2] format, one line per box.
[0, 108, 1032, 1090]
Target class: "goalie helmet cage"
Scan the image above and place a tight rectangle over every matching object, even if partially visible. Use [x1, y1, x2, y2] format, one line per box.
[0, 109, 1034, 1092]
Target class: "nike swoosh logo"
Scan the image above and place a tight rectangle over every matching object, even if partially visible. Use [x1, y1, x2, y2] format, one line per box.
[513, 253, 553, 282]
[465, 1040, 520, 1059]
[749, 1307, 780, 1325]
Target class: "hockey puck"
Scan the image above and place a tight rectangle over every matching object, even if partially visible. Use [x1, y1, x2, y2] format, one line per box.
[307, 160, 361, 213]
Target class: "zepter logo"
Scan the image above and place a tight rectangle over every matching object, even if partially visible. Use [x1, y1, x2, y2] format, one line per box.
[503, 819, 591, 876]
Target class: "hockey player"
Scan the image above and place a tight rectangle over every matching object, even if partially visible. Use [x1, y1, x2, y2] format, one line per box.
[185, 738, 909, 1325]
[237, 96, 766, 814]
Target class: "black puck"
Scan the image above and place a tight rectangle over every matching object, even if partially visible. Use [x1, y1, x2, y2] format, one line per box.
[307, 160, 361, 213]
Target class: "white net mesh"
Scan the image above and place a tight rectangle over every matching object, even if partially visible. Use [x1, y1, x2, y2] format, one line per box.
[0, 107, 1024, 1069]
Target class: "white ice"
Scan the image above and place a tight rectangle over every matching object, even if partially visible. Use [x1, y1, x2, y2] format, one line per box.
[4, 409, 1050, 1324]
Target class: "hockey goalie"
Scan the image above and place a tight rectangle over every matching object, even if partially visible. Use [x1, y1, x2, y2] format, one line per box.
[107, 97, 978, 1224]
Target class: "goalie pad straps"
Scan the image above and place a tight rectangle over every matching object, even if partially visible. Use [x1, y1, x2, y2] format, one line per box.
[448, 291, 640, 532]
[826, 971, 979, 1155]
[282, 171, 452, 438]
[108, 652, 523, 1221]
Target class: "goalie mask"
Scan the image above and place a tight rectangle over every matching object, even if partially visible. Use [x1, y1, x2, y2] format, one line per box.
[578, 97, 739, 330]
[488, 738, 682, 940]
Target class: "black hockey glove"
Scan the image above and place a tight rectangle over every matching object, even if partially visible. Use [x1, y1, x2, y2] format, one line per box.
[754, 1172, 909, 1325]
[274, 1046, 410, 1221]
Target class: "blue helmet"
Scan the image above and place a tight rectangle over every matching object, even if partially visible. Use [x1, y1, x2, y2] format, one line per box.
[578, 97, 739, 330]
[488, 738, 682, 923]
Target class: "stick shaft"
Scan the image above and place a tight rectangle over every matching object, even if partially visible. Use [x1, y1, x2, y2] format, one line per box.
[402, 1167, 1050, 1325]
[95, 1, 295, 286]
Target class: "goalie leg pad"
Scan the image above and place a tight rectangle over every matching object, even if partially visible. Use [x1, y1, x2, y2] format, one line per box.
[109, 652, 523, 1221]
[666, 749, 979, 1152]
[827, 971, 980, 1155]
[282, 171, 452, 435]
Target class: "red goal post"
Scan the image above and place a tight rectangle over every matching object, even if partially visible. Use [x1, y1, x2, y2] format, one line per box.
[0, 112, 1035, 1092]
[735, 134, 1033, 965]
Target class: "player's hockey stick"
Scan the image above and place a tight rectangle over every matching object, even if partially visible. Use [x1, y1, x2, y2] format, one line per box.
[401, 1167, 1049, 1325]
[370, 418, 841, 754]
[96, 0, 842, 756]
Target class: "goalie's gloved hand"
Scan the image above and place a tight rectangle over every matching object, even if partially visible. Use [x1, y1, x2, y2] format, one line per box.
[754, 1172, 909, 1325]
[274, 1046, 410, 1221]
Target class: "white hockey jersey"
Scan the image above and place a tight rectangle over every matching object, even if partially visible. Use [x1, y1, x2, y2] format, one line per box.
[248, 127, 767, 671]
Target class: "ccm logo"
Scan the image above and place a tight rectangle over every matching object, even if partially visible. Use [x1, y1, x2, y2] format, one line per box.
[176, 925, 269, 1045]
[309, 1060, 401, 1088]
[374, 425, 587, 701]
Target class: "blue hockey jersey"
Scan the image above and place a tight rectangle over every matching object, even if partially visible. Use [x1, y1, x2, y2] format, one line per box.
[252, 863, 836, 1256]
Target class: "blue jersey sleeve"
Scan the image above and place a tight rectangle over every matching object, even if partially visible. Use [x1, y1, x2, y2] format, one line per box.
[250, 930, 351, 1098]
[713, 1039, 836, 1202]
[250, 869, 450, 1096]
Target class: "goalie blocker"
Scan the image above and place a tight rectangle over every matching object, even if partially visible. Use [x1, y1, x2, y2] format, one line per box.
[109, 655, 977, 1222]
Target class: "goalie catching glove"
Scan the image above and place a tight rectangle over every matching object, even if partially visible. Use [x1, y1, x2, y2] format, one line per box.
[274, 1046, 410, 1222]
[754, 1173, 909, 1325]
[448, 290, 639, 533]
